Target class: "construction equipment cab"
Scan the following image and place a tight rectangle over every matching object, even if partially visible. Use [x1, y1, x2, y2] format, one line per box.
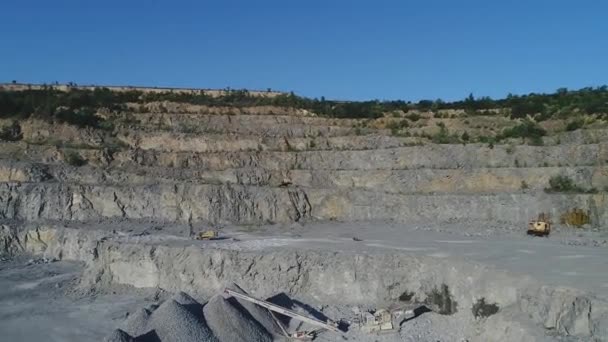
[527, 214, 551, 237]
[195, 230, 219, 240]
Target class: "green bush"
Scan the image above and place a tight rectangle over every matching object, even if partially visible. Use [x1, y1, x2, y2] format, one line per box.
[498, 120, 546, 142]
[406, 113, 421, 121]
[387, 119, 409, 135]
[544, 175, 595, 193]
[55, 108, 101, 128]
[546, 175, 576, 192]
[64, 151, 87, 167]
[461, 131, 470, 142]
[0, 121, 22, 141]
[1, 84, 607, 121]
[566, 119, 584, 131]
[432, 126, 460, 144]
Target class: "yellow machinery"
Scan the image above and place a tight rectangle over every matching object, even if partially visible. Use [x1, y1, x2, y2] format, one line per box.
[195, 230, 219, 240]
[527, 213, 551, 237]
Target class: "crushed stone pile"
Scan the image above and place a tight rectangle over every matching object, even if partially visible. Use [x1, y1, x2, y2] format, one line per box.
[203, 294, 273, 342]
[148, 299, 216, 342]
[107, 291, 274, 342]
[120, 308, 152, 337]
[228, 283, 282, 336]
[104, 329, 134, 342]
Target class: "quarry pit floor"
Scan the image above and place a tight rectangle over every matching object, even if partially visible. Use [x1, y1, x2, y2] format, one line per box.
[0, 220, 607, 341]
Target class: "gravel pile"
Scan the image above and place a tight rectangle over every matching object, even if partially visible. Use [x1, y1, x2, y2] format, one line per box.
[120, 308, 152, 337]
[228, 284, 282, 336]
[104, 329, 134, 342]
[203, 295, 273, 342]
[148, 299, 216, 342]
[108, 291, 274, 342]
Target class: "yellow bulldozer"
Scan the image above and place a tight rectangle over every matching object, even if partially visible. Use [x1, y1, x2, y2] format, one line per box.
[195, 230, 219, 240]
[527, 213, 551, 237]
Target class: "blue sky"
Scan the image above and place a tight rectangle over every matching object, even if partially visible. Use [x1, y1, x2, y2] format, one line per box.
[1, 0, 606, 101]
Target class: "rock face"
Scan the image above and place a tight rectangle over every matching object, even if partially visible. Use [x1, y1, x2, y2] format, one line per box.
[1, 105, 608, 341]
[1, 115, 607, 226]
[1, 181, 606, 225]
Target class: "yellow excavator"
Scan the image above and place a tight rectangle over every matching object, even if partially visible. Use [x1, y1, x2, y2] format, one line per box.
[527, 213, 551, 237]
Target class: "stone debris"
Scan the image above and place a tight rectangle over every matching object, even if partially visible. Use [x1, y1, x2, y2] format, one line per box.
[120, 308, 151, 337]
[203, 295, 273, 342]
[111, 291, 274, 342]
[147, 299, 216, 342]
[103, 329, 134, 342]
[27, 257, 57, 265]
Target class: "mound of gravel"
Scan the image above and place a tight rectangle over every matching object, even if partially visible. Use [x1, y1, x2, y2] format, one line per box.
[171, 291, 199, 306]
[227, 284, 282, 336]
[104, 329, 134, 342]
[148, 299, 217, 342]
[120, 308, 151, 337]
[203, 295, 273, 342]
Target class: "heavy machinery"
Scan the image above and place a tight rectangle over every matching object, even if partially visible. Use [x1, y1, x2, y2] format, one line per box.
[527, 213, 551, 237]
[224, 288, 340, 340]
[355, 307, 414, 333]
[195, 230, 219, 240]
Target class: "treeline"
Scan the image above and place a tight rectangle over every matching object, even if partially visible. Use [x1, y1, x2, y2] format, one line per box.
[0, 87, 139, 128]
[0, 85, 607, 125]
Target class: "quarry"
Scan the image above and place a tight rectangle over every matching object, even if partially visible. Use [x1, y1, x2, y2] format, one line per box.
[0, 85, 607, 341]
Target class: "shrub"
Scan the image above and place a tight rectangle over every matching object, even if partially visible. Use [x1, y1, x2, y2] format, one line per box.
[387, 119, 409, 135]
[432, 126, 460, 144]
[406, 113, 421, 121]
[499, 120, 546, 141]
[521, 181, 529, 189]
[546, 175, 576, 192]
[64, 151, 87, 167]
[0, 121, 22, 141]
[544, 175, 594, 193]
[566, 119, 584, 131]
[55, 108, 101, 128]
[472, 298, 499, 319]
[461, 131, 470, 142]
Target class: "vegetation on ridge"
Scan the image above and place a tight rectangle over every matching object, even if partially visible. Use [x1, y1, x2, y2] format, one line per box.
[0, 84, 607, 125]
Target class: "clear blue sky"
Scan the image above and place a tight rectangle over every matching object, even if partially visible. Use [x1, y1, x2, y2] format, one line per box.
[1, 0, 606, 101]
